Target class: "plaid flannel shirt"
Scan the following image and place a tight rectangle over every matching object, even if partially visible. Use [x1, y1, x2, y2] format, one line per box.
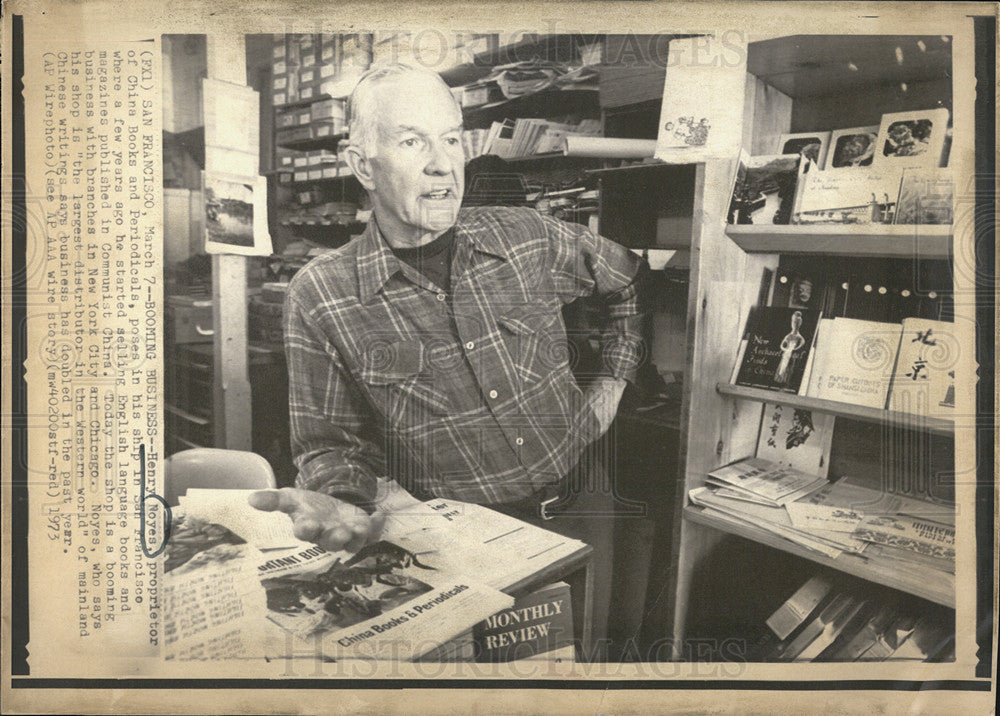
[283, 206, 644, 506]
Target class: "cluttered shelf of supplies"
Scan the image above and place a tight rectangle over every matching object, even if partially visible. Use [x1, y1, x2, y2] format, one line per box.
[669, 32, 961, 663]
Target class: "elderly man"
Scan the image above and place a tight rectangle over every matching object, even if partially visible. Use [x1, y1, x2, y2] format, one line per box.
[251, 63, 646, 651]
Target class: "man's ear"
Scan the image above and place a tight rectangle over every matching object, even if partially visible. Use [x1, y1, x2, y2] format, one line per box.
[344, 144, 375, 192]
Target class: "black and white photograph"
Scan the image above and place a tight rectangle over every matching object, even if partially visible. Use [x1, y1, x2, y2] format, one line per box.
[3, 3, 997, 715]
[827, 126, 880, 168]
[873, 108, 951, 168]
[778, 131, 831, 170]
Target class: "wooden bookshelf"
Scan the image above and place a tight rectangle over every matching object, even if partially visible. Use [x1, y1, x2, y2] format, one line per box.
[683, 506, 955, 608]
[716, 382, 955, 436]
[725, 224, 952, 259]
[668, 30, 968, 660]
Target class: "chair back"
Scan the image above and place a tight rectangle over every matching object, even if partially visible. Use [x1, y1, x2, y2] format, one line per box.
[164, 448, 277, 506]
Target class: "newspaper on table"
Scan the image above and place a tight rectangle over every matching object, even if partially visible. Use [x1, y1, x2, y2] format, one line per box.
[164, 481, 588, 661]
[164, 484, 515, 661]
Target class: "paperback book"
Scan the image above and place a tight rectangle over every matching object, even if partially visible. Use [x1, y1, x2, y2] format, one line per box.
[734, 307, 821, 394]
[803, 318, 903, 408]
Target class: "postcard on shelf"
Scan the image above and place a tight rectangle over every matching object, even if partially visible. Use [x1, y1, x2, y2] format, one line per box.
[654, 35, 747, 163]
[873, 108, 950, 169]
[894, 167, 955, 225]
[886, 318, 959, 418]
[756, 402, 835, 478]
[826, 126, 880, 169]
[727, 152, 804, 225]
[778, 131, 831, 170]
[794, 166, 904, 224]
[202, 171, 273, 256]
[852, 514, 956, 561]
[734, 306, 821, 394]
[804, 318, 903, 409]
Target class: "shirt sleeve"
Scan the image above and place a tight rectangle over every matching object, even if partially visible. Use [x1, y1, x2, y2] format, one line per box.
[540, 212, 649, 384]
[283, 291, 383, 509]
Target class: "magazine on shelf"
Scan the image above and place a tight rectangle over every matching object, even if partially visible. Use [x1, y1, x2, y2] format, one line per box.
[886, 318, 959, 418]
[727, 151, 804, 225]
[802, 318, 903, 409]
[733, 307, 822, 394]
[894, 167, 954, 225]
[706, 457, 829, 507]
[755, 402, 835, 478]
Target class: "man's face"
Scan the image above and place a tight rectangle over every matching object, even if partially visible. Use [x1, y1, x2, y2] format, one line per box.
[363, 74, 465, 246]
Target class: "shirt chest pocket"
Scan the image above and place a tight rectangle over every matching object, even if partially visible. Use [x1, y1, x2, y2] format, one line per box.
[358, 340, 452, 423]
[497, 304, 567, 384]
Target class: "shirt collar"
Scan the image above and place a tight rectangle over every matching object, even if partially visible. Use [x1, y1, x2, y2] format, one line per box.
[356, 209, 510, 303]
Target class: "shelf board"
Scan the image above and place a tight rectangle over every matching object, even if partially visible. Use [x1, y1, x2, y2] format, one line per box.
[463, 88, 600, 129]
[287, 173, 358, 186]
[279, 218, 365, 230]
[276, 131, 348, 152]
[725, 224, 952, 258]
[683, 505, 955, 608]
[716, 382, 954, 436]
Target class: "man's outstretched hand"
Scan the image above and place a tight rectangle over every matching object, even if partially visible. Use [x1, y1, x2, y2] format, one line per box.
[248, 487, 384, 553]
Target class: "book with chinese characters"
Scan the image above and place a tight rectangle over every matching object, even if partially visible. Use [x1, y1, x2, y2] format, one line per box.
[734, 307, 822, 394]
[886, 318, 958, 417]
[803, 318, 903, 409]
[755, 402, 835, 478]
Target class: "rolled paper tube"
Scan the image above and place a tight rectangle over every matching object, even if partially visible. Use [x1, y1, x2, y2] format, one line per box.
[561, 135, 658, 159]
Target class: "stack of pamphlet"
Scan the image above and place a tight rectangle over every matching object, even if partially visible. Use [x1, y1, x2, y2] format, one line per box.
[690, 458, 954, 570]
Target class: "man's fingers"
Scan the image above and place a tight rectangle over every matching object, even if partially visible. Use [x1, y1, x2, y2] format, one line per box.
[317, 524, 353, 552]
[247, 490, 281, 512]
[291, 517, 322, 543]
[368, 511, 387, 542]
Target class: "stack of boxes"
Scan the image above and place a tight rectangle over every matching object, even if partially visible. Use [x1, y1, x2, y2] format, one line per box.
[273, 34, 356, 146]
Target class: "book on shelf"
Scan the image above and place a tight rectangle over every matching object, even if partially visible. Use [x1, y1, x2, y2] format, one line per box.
[727, 151, 804, 226]
[755, 402, 835, 478]
[780, 592, 865, 661]
[765, 575, 834, 641]
[733, 307, 822, 394]
[886, 317, 958, 418]
[894, 167, 954, 225]
[760, 577, 955, 663]
[802, 318, 903, 408]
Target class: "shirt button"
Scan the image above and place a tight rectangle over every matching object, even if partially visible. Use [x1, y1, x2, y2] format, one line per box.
[515, 437, 524, 446]
[436, 293, 446, 302]
[488, 390, 498, 399]
[465, 341, 475, 350]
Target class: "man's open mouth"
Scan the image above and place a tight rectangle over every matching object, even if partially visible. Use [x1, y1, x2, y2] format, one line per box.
[422, 189, 453, 200]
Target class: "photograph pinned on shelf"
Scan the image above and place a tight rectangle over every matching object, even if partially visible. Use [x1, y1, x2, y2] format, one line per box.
[727, 151, 803, 225]
[778, 132, 831, 170]
[826, 126, 880, 169]
[202, 171, 273, 256]
[873, 108, 950, 169]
